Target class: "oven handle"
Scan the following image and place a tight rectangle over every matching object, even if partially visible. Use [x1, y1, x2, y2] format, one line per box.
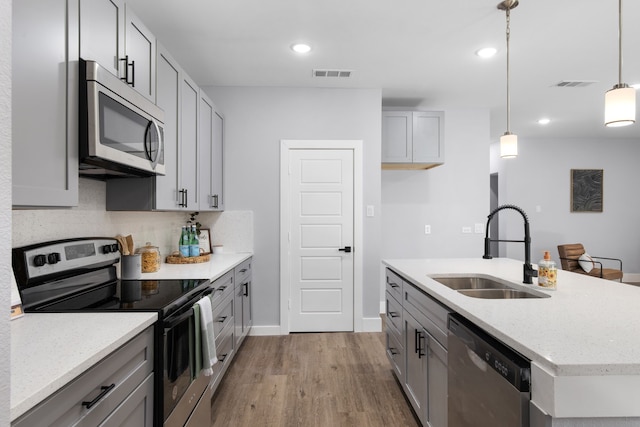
[164, 307, 194, 331]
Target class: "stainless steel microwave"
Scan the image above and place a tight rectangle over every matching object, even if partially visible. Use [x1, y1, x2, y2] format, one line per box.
[79, 59, 165, 178]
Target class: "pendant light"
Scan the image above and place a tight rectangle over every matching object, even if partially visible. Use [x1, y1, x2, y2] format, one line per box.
[498, 0, 519, 158]
[604, 0, 635, 127]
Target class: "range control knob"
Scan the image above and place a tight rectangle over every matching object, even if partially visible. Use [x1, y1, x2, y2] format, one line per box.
[47, 252, 61, 264]
[111, 243, 119, 252]
[102, 245, 112, 254]
[33, 254, 47, 267]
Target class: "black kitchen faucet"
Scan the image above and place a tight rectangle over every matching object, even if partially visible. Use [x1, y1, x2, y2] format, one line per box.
[483, 204, 538, 284]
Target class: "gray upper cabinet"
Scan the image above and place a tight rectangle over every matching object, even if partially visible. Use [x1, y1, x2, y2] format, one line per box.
[12, 0, 79, 207]
[198, 91, 225, 211]
[80, 0, 155, 101]
[106, 45, 200, 211]
[179, 73, 200, 210]
[124, 5, 156, 102]
[382, 111, 444, 169]
[80, 0, 125, 77]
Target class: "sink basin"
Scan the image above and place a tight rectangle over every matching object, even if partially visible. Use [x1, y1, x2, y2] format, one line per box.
[431, 276, 511, 290]
[457, 289, 549, 299]
[429, 274, 550, 299]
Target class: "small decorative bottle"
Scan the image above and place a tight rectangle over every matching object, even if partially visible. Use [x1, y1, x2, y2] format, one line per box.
[179, 226, 190, 257]
[538, 251, 557, 290]
[189, 224, 200, 257]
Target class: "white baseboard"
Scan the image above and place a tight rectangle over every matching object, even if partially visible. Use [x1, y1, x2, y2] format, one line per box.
[624, 273, 640, 283]
[248, 325, 282, 336]
[361, 316, 382, 332]
[248, 318, 382, 335]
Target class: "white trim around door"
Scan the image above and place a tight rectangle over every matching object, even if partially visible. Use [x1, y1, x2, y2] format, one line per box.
[280, 140, 364, 335]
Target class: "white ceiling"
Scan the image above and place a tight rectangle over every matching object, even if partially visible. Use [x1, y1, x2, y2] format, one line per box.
[127, 0, 640, 140]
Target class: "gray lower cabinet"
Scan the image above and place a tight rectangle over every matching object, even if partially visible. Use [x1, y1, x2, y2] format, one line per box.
[12, 0, 79, 207]
[385, 268, 450, 427]
[208, 271, 236, 395]
[234, 258, 253, 349]
[12, 326, 154, 427]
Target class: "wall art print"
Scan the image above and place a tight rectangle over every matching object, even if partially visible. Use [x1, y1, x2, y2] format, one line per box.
[570, 169, 603, 212]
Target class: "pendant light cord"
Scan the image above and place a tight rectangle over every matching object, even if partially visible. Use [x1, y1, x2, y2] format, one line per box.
[505, 5, 512, 133]
[617, 0, 623, 85]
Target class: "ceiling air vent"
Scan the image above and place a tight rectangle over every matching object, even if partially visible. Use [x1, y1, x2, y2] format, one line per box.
[554, 80, 598, 88]
[313, 69, 353, 78]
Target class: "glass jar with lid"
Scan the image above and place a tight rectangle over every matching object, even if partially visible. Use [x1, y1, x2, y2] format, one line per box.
[136, 242, 161, 273]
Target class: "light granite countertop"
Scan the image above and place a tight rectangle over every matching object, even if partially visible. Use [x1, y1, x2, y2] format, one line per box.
[10, 312, 157, 421]
[135, 252, 252, 281]
[383, 257, 640, 419]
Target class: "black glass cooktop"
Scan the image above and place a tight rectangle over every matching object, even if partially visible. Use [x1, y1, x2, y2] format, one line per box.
[23, 272, 209, 316]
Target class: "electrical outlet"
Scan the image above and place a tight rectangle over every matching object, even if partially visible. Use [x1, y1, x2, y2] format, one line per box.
[424, 225, 431, 234]
[474, 223, 484, 234]
[462, 226, 472, 234]
[366, 205, 375, 217]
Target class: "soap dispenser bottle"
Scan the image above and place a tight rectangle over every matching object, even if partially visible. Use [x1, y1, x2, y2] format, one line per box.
[538, 251, 557, 290]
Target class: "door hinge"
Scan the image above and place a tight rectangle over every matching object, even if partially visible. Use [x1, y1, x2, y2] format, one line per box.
[288, 299, 291, 310]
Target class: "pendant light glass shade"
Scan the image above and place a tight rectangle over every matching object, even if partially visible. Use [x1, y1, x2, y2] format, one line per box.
[605, 0, 635, 127]
[500, 132, 518, 158]
[605, 84, 636, 127]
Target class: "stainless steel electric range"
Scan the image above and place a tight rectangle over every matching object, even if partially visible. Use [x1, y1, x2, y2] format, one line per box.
[12, 237, 213, 427]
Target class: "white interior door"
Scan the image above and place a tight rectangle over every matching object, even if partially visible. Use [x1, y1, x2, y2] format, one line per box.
[288, 149, 354, 332]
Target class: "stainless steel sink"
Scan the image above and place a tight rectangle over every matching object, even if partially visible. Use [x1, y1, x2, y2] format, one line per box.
[429, 274, 550, 299]
[431, 276, 512, 290]
[458, 289, 549, 299]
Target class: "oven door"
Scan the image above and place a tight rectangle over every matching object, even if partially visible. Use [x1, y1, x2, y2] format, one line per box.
[162, 304, 196, 422]
[82, 60, 165, 176]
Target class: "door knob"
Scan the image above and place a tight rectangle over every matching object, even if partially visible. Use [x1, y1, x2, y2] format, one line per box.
[338, 246, 352, 253]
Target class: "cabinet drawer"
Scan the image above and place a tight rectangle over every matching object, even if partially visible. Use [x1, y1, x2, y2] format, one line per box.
[404, 284, 451, 348]
[209, 322, 234, 390]
[386, 269, 403, 302]
[212, 293, 234, 340]
[235, 258, 252, 285]
[385, 291, 403, 336]
[386, 329, 404, 380]
[210, 271, 234, 307]
[14, 327, 154, 427]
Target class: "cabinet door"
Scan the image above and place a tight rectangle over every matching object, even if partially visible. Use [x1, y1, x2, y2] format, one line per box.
[154, 44, 181, 210]
[381, 111, 412, 163]
[180, 73, 199, 210]
[80, 0, 125, 77]
[12, 0, 79, 207]
[404, 310, 427, 425]
[198, 91, 224, 211]
[98, 374, 154, 427]
[412, 111, 444, 164]
[211, 110, 225, 210]
[124, 5, 155, 101]
[242, 279, 252, 334]
[426, 334, 448, 427]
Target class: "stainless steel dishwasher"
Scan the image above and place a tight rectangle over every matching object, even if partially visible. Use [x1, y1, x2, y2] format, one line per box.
[448, 314, 531, 427]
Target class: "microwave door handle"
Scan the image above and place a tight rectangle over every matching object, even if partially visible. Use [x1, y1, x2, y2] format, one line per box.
[146, 120, 162, 169]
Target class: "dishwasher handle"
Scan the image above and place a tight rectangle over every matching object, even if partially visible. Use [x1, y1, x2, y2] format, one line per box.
[448, 314, 531, 392]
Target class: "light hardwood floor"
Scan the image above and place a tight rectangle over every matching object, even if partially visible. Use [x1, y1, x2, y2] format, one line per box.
[210, 331, 420, 427]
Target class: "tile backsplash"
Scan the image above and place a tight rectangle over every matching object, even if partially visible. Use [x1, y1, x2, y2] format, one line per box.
[12, 178, 253, 256]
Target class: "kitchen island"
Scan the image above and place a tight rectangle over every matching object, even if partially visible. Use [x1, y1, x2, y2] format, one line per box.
[383, 258, 640, 423]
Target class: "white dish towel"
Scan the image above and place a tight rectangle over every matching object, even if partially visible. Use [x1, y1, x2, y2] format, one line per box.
[196, 295, 217, 376]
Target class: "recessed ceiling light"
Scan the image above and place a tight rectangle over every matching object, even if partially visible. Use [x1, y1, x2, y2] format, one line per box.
[537, 118, 551, 125]
[291, 43, 311, 54]
[476, 47, 497, 58]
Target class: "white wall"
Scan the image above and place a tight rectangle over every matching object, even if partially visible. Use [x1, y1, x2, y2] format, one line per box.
[496, 137, 640, 275]
[203, 86, 382, 328]
[0, 0, 11, 423]
[381, 107, 491, 261]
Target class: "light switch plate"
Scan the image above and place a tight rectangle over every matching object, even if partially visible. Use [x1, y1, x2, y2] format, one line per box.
[366, 205, 374, 217]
